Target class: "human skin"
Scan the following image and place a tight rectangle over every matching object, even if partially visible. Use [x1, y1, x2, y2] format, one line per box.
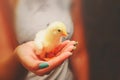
[0, 0, 89, 80]
[0, 1, 25, 80]
[70, 0, 89, 80]
[0, 1, 75, 79]
[15, 40, 76, 76]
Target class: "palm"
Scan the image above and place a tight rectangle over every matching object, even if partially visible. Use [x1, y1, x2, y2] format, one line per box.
[15, 40, 76, 76]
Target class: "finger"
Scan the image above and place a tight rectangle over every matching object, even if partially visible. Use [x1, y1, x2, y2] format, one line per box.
[56, 45, 75, 56]
[62, 45, 76, 52]
[35, 51, 72, 75]
[57, 40, 70, 49]
[55, 41, 76, 55]
[61, 41, 76, 52]
[54, 40, 70, 53]
[49, 51, 72, 66]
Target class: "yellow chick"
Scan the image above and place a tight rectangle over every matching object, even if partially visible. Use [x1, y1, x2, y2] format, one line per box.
[34, 21, 68, 61]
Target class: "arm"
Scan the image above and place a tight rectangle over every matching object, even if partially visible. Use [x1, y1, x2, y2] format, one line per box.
[70, 0, 89, 80]
[0, 1, 26, 80]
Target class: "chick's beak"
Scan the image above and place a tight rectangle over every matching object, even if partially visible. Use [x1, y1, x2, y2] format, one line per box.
[62, 31, 68, 36]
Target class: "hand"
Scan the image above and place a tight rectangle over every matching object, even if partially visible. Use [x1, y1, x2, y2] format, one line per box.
[14, 40, 76, 76]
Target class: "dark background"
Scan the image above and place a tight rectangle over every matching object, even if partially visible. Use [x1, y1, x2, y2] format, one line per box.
[82, 0, 120, 80]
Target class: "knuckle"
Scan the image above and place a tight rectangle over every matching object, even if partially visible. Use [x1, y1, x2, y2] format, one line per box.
[29, 63, 37, 71]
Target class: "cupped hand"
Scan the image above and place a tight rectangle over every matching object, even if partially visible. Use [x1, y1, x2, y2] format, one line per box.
[14, 40, 76, 76]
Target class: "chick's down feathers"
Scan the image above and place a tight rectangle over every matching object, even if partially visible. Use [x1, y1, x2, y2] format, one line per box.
[34, 21, 68, 61]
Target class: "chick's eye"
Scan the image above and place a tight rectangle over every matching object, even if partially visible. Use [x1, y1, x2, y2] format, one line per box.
[57, 29, 61, 32]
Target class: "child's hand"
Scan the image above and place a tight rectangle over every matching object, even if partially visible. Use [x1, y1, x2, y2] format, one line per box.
[14, 40, 76, 76]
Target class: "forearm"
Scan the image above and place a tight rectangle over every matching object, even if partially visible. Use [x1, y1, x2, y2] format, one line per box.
[0, 23, 24, 80]
[70, 0, 89, 80]
[70, 24, 89, 80]
[70, 45, 89, 80]
[0, 53, 27, 80]
[0, 1, 26, 80]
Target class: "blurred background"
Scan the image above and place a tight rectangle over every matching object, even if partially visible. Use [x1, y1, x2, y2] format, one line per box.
[82, 0, 120, 80]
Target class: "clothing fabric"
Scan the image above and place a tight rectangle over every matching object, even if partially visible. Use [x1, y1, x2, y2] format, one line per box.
[15, 0, 73, 44]
[15, 0, 74, 80]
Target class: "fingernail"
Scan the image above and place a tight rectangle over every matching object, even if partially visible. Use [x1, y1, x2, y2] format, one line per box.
[73, 46, 76, 50]
[74, 42, 78, 46]
[39, 62, 49, 69]
[71, 47, 76, 52]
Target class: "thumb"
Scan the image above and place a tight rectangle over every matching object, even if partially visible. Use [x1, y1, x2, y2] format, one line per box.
[35, 51, 72, 74]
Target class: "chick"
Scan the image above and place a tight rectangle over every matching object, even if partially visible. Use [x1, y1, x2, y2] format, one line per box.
[34, 21, 68, 61]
